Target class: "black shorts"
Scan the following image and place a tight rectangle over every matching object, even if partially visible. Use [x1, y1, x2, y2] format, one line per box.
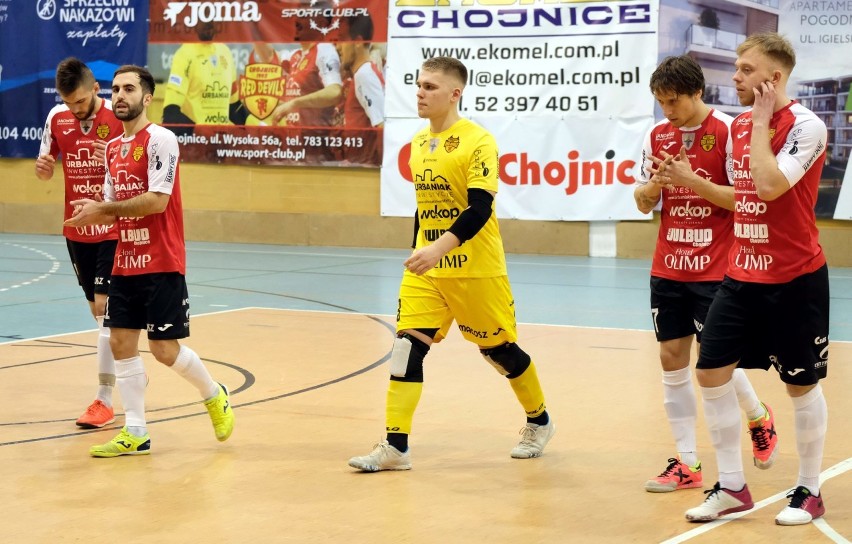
[104, 272, 191, 340]
[650, 276, 719, 342]
[697, 265, 829, 386]
[66, 239, 118, 302]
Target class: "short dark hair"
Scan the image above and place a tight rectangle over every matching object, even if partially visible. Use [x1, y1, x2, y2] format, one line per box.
[55, 57, 96, 96]
[422, 57, 468, 87]
[649, 55, 705, 97]
[113, 65, 156, 95]
[346, 14, 374, 41]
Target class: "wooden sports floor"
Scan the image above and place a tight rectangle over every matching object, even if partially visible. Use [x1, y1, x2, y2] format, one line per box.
[1, 234, 849, 543]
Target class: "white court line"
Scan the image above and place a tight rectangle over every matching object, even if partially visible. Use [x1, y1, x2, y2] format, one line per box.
[661, 458, 852, 544]
[0, 243, 60, 292]
[206, 307, 852, 344]
[3, 306, 851, 347]
[0, 307, 251, 347]
[814, 518, 852, 543]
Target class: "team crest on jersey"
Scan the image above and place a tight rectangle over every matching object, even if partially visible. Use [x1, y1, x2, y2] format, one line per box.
[80, 120, 93, 135]
[120, 142, 131, 158]
[681, 132, 695, 150]
[240, 63, 285, 120]
[768, 128, 776, 139]
[133, 145, 144, 161]
[429, 138, 440, 153]
[700, 134, 716, 152]
[444, 136, 460, 153]
[96, 124, 110, 139]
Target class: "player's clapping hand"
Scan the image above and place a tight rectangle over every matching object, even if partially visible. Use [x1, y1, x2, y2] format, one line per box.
[91, 139, 107, 165]
[647, 152, 675, 187]
[64, 198, 112, 227]
[655, 147, 695, 188]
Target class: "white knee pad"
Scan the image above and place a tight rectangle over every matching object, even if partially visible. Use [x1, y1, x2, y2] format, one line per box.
[390, 336, 412, 378]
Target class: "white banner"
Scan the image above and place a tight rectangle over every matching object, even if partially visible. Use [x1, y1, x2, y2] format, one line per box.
[382, 116, 650, 220]
[381, 0, 659, 220]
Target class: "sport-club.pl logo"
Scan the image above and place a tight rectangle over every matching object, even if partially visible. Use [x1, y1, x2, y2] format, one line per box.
[37, 0, 57, 20]
[308, 0, 340, 36]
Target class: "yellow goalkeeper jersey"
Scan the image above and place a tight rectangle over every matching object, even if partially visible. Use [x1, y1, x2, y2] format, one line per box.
[164, 42, 237, 124]
[410, 118, 507, 278]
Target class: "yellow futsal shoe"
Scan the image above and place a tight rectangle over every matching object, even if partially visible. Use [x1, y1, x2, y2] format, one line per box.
[204, 383, 234, 442]
[89, 427, 151, 458]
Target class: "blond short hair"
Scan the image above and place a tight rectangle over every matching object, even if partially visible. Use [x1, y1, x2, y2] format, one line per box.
[737, 32, 796, 73]
[422, 57, 468, 87]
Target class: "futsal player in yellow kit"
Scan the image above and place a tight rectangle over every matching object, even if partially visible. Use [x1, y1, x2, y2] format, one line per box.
[162, 21, 245, 126]
[348, 56, 555, 472]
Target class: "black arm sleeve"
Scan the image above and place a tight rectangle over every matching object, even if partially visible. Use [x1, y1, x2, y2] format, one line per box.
[446, 188, 494, 245]
[411, 211, 420, 249]
[162, 105, 195, 125]
[229, 101, 248, 125]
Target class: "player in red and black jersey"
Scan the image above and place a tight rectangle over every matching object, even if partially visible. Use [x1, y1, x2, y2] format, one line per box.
[683, 33, 830, 527]
[65, 65, 235, 458]
[635, 55, 776, 495]
[35, 58, 123, 429]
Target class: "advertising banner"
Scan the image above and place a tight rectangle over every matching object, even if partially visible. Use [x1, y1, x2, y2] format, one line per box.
[380, 0, 658, 220]
[148, 0, 388, 167]
[777, 0, 852, 219]
[0, 0, 149, 158]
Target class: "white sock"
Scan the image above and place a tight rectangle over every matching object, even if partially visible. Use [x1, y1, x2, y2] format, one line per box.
[701, 379, 745, 490]
[731, 368, 763, 421]
[793, 384, 827, 495]
[171, 345, 219, 400]
[115, 356, 147, 434]
[662, 367, 698, 467]
[95, 316, 115, 407]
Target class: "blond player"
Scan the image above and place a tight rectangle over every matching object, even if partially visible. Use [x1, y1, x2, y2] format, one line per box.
[348, 57, 554, 472]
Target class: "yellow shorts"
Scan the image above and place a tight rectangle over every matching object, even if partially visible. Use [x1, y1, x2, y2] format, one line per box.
[396, 272, 518, 347]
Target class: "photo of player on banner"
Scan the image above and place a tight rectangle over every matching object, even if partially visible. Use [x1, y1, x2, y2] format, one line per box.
[147, 0, 387, 168]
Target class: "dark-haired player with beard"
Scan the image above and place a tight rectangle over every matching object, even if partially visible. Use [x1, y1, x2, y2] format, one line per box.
[65, 65, 235, 457]
[36, 57, 123, 429]
[336, 14, 384, 164]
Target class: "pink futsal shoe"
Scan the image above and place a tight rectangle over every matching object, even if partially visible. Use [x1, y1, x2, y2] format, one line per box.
[775, 486, 826, 525]
[75, 400, 116, 429]
[748, 402, 778, 469]
[685, 482, 754, 522]
[645, 457, 703, 493]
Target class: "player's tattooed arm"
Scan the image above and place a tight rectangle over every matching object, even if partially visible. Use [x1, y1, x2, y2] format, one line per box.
[634, 180, 662, 214]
